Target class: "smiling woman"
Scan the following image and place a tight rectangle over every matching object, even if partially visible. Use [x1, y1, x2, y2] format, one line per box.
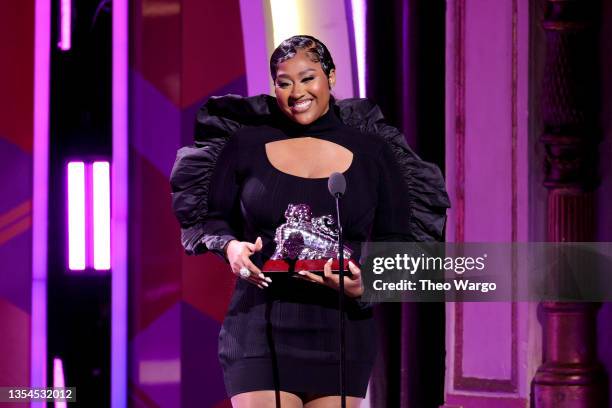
[271, 38, 336, 125]
[170, 35, 450, 408]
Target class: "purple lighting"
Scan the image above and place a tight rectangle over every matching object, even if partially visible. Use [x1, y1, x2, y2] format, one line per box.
[93, 161, 111, 270]
[57, 0, 71, 51]
[32, 0, 50, 401]
[351, 0, 367, 97]
[67, 161, 86, 270]
[67, 161, 111, 271]
[53, 358, 67, 408]
[112, 0, 128, 404]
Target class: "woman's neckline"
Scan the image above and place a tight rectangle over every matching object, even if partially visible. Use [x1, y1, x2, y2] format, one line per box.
[262, 139, 355, 181]
[262, 149, 355, 181]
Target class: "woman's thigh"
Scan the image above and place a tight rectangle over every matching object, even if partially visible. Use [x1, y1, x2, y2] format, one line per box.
[231, 390, 303, 408]
[303, 395, 362, 408]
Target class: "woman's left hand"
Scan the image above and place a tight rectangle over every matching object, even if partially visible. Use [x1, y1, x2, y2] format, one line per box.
[296, 258, 364, 298]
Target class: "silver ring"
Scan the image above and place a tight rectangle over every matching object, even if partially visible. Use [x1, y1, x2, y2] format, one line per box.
[239, 267, 251, 278]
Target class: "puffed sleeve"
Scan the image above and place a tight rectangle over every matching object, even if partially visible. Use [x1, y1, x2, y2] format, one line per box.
[370, 142, 414, 242]
[170, 135, 243, 258]
[171, 140, 221, 254]
[385, 140, 449, 242]
[362, 142, 442, 307]
[170, 94, 268, 255]
[337, 98, 450, 242]
[196, 135, 243, 258]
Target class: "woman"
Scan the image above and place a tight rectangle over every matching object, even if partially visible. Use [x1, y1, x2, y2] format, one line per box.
[171, 35, 449, 407]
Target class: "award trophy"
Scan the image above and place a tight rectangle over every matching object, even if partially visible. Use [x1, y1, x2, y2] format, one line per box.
[262, 204, 354, 274]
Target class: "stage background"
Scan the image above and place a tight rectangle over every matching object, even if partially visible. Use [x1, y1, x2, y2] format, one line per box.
[1, 0, 611, 407]
[0, 3, 35, 408]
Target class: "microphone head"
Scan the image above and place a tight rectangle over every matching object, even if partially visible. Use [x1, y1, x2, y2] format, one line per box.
[328, 172, 346, 197]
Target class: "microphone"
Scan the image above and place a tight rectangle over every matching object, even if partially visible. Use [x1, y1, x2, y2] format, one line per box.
[328, 171, 347, 408]
[327, 171, 346, 273]
[328, 172, 346, 198]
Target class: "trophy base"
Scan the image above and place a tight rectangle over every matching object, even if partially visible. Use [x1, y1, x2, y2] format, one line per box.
[262, 258, 356, 275]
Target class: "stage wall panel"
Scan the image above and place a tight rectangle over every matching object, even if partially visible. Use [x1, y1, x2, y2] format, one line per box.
[0, 0, 35, 397]
[129, 1, 245, 406]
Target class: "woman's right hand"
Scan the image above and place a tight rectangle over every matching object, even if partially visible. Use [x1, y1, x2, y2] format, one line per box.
[225, 237, 271, 288]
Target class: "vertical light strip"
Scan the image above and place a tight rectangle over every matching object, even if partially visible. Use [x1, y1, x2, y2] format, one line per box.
[32, 0, 50, 400]
[52, 358, 67, 408]
[269, 0, 300, 46]
[85, 163, 93, 269]
[57, 0, 71, 51]
[351, 0, 366, 97]
[67, 162, 86, 270]
[93, 162, 111, 270]
[112, 0, 128, 405]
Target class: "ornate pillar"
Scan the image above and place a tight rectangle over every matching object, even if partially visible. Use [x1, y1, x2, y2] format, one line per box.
[533, 0, 608, 407]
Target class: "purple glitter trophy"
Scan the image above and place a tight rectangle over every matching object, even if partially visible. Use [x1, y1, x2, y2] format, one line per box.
[263, 204, 354, 273]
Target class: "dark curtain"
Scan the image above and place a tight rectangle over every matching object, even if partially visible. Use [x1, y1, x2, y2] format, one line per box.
[364, 1, 446, 407]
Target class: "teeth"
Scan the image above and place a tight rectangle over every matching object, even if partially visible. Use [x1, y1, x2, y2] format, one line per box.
[292, 99, 312, 112]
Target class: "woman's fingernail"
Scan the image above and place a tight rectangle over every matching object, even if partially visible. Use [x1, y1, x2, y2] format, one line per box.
[298, 271, 306, 275]
[265, 277, 272, 283]
[327, 258, 333, 263]
[262, 281, 269, 287]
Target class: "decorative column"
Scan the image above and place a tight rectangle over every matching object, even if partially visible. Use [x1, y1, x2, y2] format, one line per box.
[533, 0, 607, 407]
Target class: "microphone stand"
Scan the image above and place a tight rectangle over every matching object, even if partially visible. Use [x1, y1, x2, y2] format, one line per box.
[334, 193, 347, 408]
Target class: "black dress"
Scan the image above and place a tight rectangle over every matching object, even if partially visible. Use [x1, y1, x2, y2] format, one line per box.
[169, 95, 450, 399]
[203, 106, 414, 398]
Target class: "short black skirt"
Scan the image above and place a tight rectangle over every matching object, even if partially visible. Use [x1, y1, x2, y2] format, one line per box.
[218, 277, 376, 398]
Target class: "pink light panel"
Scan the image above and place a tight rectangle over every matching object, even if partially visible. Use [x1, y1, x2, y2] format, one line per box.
[93, 162, 111, 270]
[53, 357, 67, 408]
[351, 0, 367, 97]
[112, 0, 129, 403]
[67, 162, 85, 270]
[67, 161, 111, 271]
[57, 0, 71, 51]
[32, 0, 51, 396]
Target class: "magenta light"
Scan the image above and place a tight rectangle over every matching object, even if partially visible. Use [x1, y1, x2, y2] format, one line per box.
[57, 0, 71, 51]
[93, 162, 111, 270]
[67, 162, 86, 270]
[32, 0, 51, 400]
[53, 358, 67, 408]
[351, 0, 367, 97]
[112, 0, 128, 404]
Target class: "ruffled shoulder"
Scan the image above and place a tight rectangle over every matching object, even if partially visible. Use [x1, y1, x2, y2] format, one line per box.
[171, 94, 275, 253]
[193, 94, 276, 143]
[170, 94, 450, 254]
[337, 98, 450, 241]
